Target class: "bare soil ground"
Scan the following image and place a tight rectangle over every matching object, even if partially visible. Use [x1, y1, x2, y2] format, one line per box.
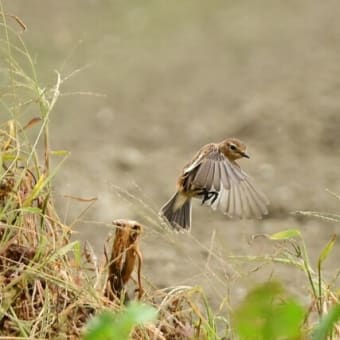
[5, 0, 340, 308]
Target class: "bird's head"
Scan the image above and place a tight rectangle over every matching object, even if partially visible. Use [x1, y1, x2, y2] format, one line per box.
[221, 138, 250, 161]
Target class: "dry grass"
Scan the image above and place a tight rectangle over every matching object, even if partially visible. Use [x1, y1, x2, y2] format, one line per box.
[0, 122, 222, 338]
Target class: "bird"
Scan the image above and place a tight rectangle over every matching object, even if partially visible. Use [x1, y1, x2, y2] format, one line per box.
[160, 138, 269, 230]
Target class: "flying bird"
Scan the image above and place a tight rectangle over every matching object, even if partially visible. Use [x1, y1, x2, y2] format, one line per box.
[160, 138, 269, 230]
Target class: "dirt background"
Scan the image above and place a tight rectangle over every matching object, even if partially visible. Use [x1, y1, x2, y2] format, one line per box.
[4, 1, 340, 308]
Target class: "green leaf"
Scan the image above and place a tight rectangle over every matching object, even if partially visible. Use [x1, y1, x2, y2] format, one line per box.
[84, 311, 116, 340]
[22, 173, 47, 207]
[233, 282, 305, 340]
[1, 152, 17, 161]
[120, 301, 158, 325]
[311, 304, 340, 340]
[72, 241, 82, 266]
[50, 149, 70, 156]
[84, 302, 158, 340]
[0, 287, 19, 322]
[269, 229, 301, 240]
[16, 207, 42, 214]
[47, 241, 81, 263]
[318, 235, 336, 267]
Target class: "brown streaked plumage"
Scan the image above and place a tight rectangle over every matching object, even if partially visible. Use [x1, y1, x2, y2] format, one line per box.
[160, 138, 269, 230]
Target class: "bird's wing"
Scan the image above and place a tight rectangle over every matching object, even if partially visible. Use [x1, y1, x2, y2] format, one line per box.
[190, 149, 269, 219]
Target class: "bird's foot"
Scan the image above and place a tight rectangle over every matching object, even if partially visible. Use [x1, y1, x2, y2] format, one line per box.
[201, 190, 218, 205]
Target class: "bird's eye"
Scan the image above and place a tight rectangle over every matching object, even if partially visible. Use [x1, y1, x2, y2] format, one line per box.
[229, 144, 237, 151]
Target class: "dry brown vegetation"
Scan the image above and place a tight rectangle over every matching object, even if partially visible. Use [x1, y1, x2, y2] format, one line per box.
[0, 90, 227, 337]
[0, 118, 218, 338]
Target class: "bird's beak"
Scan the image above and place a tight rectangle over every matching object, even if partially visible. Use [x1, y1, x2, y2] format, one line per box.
[241, 152, 250, 159]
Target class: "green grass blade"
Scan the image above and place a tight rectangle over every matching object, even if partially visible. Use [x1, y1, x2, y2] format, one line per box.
[311, 304, 340, 340]
[318, 235, 336, 266]
[269, 229, 301, 240]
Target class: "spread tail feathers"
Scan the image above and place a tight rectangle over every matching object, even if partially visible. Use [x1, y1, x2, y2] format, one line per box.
[160, 192, 192, 230]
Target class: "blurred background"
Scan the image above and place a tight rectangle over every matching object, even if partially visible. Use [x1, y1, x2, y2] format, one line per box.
[4, 0, 340, 306]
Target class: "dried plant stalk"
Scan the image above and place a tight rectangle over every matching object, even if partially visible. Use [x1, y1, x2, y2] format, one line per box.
[105, 219, 144, 301]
